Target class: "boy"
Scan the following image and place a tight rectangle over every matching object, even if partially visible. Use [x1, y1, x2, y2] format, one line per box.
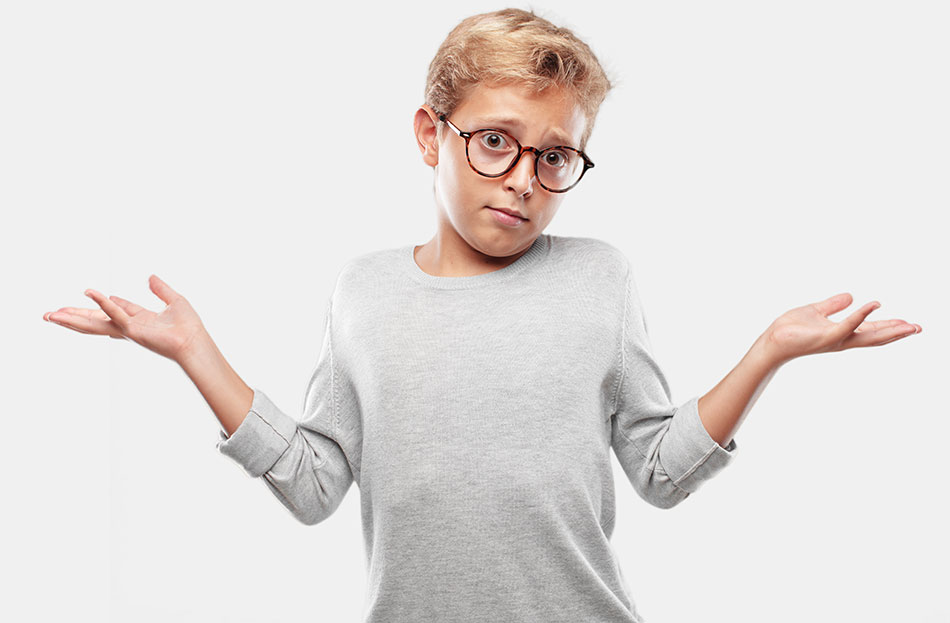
[44, 8, 921, 622]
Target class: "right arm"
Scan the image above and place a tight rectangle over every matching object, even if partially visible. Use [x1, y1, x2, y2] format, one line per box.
[177, 332, 254, 438]
[179, 324, 357, 527]
[46, 274, 357, 525]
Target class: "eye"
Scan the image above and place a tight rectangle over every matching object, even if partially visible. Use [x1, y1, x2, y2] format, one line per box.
[479, 132, 510, 150]
[542, 149, 569, 167]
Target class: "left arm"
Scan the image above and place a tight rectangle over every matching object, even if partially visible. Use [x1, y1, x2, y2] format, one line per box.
[698, 333, 780, 449]
[696, 292, 921, 448]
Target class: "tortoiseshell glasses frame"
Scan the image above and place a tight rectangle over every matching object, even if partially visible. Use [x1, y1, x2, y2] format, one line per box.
[436, 112, 595, 193]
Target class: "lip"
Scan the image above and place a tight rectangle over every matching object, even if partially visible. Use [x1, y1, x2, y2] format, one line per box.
[486, 206, 527, 228]
[486, 206, 528, 221]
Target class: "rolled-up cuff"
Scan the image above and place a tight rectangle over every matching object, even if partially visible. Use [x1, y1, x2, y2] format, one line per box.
[660, 395, 738, 493]
[216, 388, 299, 478]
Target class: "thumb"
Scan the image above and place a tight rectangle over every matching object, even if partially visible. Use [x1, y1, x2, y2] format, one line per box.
[812, 292, 852, 317]
[149, 274, 183, 306]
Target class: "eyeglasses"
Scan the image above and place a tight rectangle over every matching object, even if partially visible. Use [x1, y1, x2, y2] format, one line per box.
[436, 112, 595, 193]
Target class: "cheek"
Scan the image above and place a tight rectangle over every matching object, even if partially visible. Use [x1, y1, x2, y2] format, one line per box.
[442, 157, 484, 203]
[439, 150, 467, 193]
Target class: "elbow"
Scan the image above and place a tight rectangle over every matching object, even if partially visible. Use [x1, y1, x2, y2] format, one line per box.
[262, 470, 349, 526]
[297, 494, 348, 526]
[638, 483, 689, 509]
[280, 493, 342, 527]
[643, 486, 690, 509]
[296, 508, 332, 526]
[634, 469, 692, 509]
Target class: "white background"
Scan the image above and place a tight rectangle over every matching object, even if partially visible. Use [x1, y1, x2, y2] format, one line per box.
[5, 1, 947, 621]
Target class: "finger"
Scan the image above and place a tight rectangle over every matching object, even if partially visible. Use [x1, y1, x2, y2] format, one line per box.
[84, 289, 132, 330]
[811, 292, 853, 317]
[149, 274, 182, 306]
[870, 326, 920, 347]
[834, 300, 881, 337]
[45, 311, 110, 335]
[842, 321, 919, 349]
[45, 307, 110, 324]
[108, 294, 146, 316]
[53, 306, 112, 321]
[854, 318, 907, 333]
[45, 311, 70, 326]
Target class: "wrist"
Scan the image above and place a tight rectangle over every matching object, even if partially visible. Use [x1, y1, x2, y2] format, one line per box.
[753, 329, 789, 370]
[177, 330, 218, 373]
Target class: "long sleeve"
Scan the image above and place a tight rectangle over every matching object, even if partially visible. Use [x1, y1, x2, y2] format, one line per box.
[610, 261, 737, 509]
[216, 296, 361, 525]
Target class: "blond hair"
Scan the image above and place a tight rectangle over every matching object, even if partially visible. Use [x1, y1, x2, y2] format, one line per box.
[423, 7, 616, 152]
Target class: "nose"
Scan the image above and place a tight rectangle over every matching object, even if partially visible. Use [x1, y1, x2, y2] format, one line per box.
[504, 148, 538, 197]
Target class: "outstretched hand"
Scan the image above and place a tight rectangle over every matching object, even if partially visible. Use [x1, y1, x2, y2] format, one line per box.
[43, 274, 209, 363]
[763, 292, 921, 365]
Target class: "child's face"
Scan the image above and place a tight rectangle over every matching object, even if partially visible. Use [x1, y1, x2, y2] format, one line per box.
[416, 81, 587, 261]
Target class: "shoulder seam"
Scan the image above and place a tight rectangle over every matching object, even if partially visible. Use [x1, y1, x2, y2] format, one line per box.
[611, 261, 631, 417]
[327, 297, 339, 438]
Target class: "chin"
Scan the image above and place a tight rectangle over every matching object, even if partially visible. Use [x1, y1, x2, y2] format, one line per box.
[474, 232, 534, 258]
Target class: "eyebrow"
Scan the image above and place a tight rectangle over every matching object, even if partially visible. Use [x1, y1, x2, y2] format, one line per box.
[468, 116, 576, 148]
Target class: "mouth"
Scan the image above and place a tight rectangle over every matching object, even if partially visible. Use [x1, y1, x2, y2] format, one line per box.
[486, 206, 528, 221]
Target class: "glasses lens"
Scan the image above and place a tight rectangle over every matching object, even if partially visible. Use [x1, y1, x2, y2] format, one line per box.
[468, 129, 584, 191]
[468, 130, 518, 174]
[537, 147, 583, 191]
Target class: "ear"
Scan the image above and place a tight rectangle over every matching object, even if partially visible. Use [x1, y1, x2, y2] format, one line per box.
[414, 105, 441, 168]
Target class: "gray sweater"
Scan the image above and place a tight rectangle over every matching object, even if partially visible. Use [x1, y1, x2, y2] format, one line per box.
[217, 233, 738, 622]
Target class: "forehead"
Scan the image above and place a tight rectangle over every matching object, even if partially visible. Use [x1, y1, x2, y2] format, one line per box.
[453, 82, 586, 147]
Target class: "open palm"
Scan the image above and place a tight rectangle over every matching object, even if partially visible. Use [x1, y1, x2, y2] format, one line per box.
[44, 274, 208, 363]
[764, 292, 921, 365]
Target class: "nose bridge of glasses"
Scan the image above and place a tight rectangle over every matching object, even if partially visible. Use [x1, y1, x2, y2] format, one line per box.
[507, 144, 543, 180]
[511, 143, 543, 168]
